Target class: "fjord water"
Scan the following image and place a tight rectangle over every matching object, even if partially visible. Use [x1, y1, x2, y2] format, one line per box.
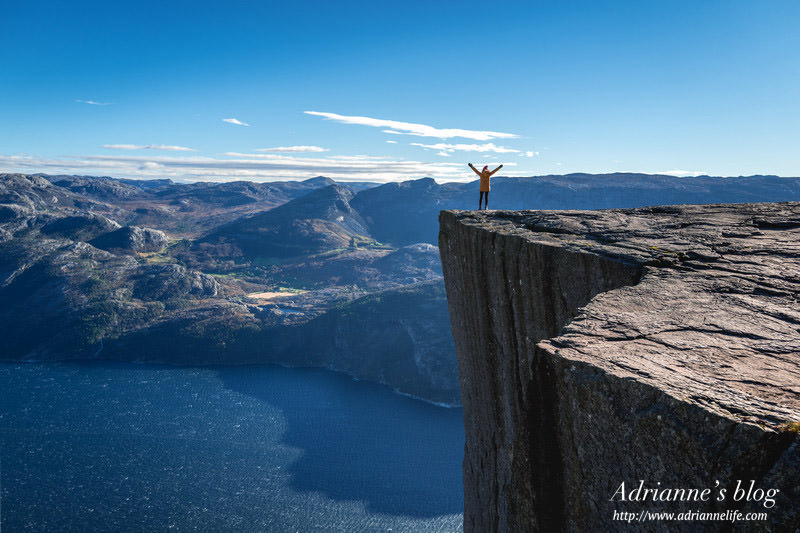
[0, 362, 464, 531]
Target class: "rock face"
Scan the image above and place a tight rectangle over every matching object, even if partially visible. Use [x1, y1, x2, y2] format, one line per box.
[40, 214, 121, 241]
[286, 280, 459, 405]
[199, 184, 371, 259]
[439, 203, 800, 532]
[132, 263, 219, 300]
[89, 225, 169, 253]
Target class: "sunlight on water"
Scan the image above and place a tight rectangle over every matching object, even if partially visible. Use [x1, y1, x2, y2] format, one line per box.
[0, 362, 464, 531]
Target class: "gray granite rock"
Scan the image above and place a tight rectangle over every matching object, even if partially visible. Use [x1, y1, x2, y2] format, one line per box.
[439, 203, 800, 532]
[90, 225, 169, 254]
[40, 213, 121, 241]
[133, 263, 219, 300]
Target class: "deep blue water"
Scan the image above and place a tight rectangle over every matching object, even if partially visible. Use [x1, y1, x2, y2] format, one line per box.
[0, 362, 464, 531]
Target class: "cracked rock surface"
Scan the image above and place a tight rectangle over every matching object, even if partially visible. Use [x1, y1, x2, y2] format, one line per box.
[439, 203, 799, 532]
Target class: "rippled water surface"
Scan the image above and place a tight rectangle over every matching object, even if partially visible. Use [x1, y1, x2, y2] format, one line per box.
[0, 362, 464, 531]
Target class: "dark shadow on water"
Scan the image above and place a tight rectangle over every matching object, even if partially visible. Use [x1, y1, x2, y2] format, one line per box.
[216, 365, 464, 518]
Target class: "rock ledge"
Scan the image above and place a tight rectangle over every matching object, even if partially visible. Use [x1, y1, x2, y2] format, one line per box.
[439, 202, 799, 532]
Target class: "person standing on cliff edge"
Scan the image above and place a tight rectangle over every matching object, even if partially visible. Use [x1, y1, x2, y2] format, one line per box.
[468, 163, 503, 210]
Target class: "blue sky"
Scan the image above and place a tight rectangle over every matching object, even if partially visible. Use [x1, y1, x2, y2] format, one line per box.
[1, 0, 798, 182]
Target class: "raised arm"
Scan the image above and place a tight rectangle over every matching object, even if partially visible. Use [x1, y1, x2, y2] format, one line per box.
[468, 163, 482, 177]
[489, 164, 503, 176]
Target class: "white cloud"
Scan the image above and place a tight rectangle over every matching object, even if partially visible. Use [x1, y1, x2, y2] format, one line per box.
[656, 170, 708, 177]
[223, 152, 282, 159]
[386, 140, 397, 144]
[305, 111, 517, 141]
[0, 152, 472, 183]
[255, 146, 328, 153]
[222, 118, 249, 126]
[329, 155, 392, 161]
[76, 99, 112, 106]
[222, 152, 394, 161]
[104, 144, 196, 152]
[411, 142, 522, 154]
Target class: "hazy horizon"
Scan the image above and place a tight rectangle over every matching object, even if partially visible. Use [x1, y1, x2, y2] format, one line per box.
[7, 170, 800, 187]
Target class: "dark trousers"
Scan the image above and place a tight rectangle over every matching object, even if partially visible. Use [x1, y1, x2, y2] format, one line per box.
[479, 191, 489, 210]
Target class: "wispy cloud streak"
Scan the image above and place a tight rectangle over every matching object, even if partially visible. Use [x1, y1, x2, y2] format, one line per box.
[305, 111, 517, 141]
[76, 99, 112, 106]
[655, 170, 708, 177]
[0, 152, 471, 183]
[222, 118, 249, 126]
[104, 144, 196, 152]
[411, 142, 524, 155]
[255, 146, 328, 153]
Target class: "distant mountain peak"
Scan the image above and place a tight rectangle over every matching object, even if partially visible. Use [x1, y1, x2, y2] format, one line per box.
[302, 176, 336, 187]
[199, 183, 369, 258]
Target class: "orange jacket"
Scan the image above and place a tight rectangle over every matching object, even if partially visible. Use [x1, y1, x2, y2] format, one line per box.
[469, 163, 503, 192]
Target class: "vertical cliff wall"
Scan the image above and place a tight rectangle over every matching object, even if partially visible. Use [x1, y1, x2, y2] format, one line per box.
[439, 204, 800, 532]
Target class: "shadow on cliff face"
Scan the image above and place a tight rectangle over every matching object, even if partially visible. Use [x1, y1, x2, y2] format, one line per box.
[215, 365, 465, 518]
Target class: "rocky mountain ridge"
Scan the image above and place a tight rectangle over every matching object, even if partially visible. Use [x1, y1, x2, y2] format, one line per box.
[0, 173, 458, 404]
[3, 171, 800, 407]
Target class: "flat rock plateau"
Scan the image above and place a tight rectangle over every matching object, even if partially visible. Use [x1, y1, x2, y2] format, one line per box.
[439, 202, 799, 532]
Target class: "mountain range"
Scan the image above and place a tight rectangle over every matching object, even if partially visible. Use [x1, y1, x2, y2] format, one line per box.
[1, 171, 799, 405]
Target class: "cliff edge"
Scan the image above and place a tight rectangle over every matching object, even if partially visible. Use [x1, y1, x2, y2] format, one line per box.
[439, 203, 799, 532]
